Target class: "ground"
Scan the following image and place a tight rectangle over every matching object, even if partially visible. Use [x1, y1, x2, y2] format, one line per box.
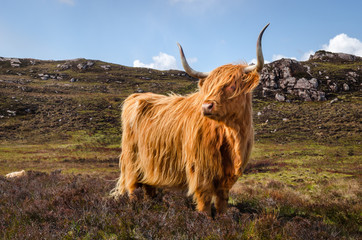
[0, 58, 361, 239]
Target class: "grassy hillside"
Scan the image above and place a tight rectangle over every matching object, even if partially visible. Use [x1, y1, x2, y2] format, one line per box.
[0, 58, 198, 144]
[0, 57, 361, 239]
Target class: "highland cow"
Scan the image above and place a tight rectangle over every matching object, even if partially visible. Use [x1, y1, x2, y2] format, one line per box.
[112, 24, 269, 215]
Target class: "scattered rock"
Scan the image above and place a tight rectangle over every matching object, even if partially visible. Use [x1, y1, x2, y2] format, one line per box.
[77, 63, 85, 70]
[312, 91, 327, 101]
[275, 93, 285, 102]
[309, 78, 318, 88]
[41, 74, 49, 80]
[346, 72, 358, 82]
[77, 61, 95, 70]
[101, 65, 111, 70]
[57, 63, 71, 70]
[347, 71, 358, 78]
[86, 61, 94, 67]
[5, 170, 26, 178]
[343, 83, 350, 91]
[330, 98, 338, 104]
[318, 91, 326, 101]
[10, 58, 21, 67]
[329, 83, 338, 92]
[304, 65, 311, 75]
[7, 110, 16, 116]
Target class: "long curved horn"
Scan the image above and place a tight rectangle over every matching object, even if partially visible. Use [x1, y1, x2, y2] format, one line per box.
[177, 43, 209, 79]
[244, 23, 270, 73]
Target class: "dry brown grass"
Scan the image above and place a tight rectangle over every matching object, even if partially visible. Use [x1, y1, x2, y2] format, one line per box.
[0, 169, 360, 239]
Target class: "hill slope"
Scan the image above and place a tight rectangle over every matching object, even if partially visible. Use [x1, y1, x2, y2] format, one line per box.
[0, 51, 360, 144]
[0, 57, 198, 143]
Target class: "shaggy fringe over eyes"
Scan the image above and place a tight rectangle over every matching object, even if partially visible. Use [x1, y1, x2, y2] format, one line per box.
[203, 64, 260, 99]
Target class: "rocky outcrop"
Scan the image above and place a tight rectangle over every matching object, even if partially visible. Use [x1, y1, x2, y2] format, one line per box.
[309, 50, 362, 62]
[259, 58, 326, 101]
[100, 65, 111, 70]
[0, 57, 22, 67]
[57, 60, 95, 70]
[77, 61, 94, 70]
[257, 51, 361, 101]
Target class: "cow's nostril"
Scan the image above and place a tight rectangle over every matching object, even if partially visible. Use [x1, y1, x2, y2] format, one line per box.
[202, 102, 214, 114]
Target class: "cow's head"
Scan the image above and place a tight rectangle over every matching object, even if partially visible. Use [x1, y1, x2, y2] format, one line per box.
[178, 24, 269, 121]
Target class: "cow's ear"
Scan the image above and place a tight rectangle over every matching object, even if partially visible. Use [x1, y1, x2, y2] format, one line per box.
[198, 78, 205, 87]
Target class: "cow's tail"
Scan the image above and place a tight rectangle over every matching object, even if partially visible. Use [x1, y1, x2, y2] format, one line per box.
[110, 177, 126, 199]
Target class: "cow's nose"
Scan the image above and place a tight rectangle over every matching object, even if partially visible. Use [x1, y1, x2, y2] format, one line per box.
[202, 102, 214, 115]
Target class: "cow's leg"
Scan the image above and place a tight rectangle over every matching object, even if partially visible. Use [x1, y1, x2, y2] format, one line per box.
[111, 150, 137, 198]
[126, 178, 140, 201]
[123, 155, 140, 200]
[119, 137, 141, 201]
[215, 188, 229, 214]
[143, 184, 157, 199]
[194, 189, 212, 216]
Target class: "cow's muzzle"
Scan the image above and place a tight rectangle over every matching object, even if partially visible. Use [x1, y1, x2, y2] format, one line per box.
[202, 102, 214, 115]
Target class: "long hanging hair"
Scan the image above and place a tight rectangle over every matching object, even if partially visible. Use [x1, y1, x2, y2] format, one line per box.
[201, 64, 260, 99]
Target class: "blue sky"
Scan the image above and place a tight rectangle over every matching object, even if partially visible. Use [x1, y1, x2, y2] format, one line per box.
[1, 0, 361, 71]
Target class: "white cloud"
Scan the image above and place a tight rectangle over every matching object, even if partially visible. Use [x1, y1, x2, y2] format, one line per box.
[133, 52, 178, 70]
[322, 33, 362, 57]
[267, 34, 362, 64]
[272, 54, 296, 61]
[59, 0, 75, 6]
[300, 50, 315, 61]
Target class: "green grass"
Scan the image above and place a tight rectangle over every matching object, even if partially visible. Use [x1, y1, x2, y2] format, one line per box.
[0, 143, 120, 175]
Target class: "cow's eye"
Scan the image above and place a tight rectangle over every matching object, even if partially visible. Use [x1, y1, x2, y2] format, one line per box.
[227, 84, 236, 92]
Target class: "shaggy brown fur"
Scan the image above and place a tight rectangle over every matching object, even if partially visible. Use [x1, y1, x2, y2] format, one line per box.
[111, 64, 260, 215]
